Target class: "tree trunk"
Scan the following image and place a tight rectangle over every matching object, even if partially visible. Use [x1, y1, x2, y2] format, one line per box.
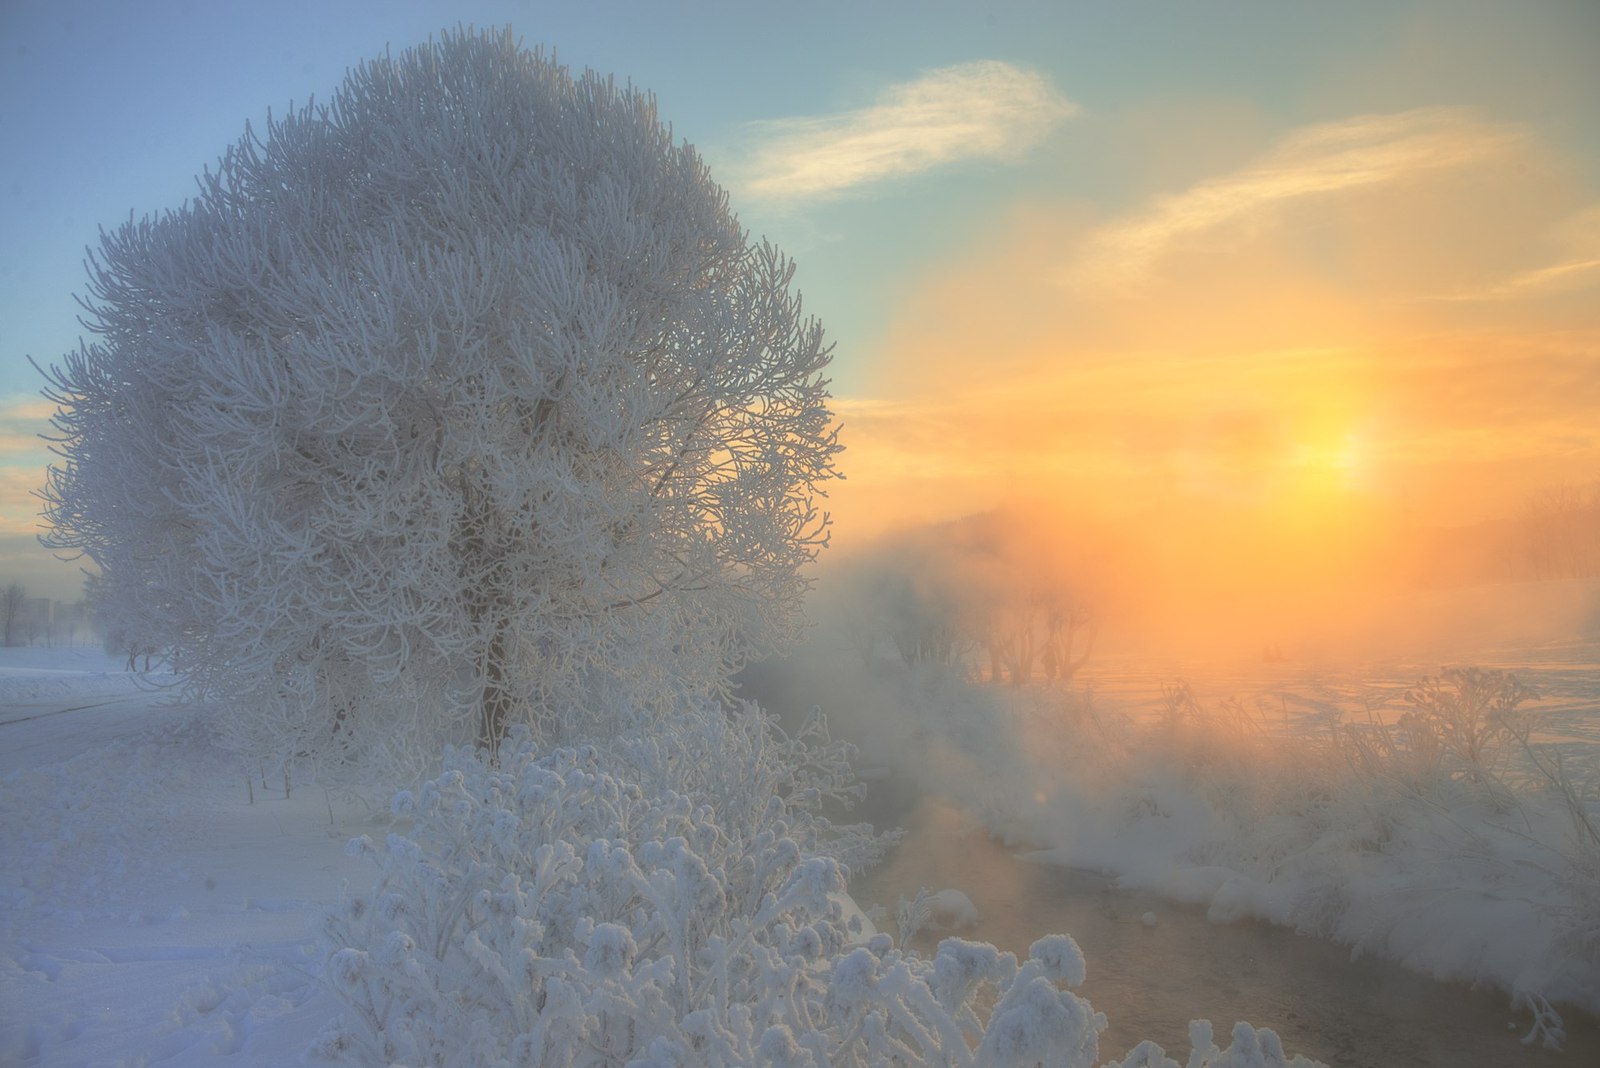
[478, 621, 512, 757]
[1059, 620, 1097, 683]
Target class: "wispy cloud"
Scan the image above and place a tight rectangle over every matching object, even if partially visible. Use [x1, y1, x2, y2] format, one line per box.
[1437, 257, 1600, 302]
[1063, 107, 1524, 294]
[733, 61, 1076, 203]
[0, 395, 53, 459]
[1432, 204, 1600, 302]
[0, 466, 47, 534]
[0, 394, 56, 534]
[1, 394, 53, 420]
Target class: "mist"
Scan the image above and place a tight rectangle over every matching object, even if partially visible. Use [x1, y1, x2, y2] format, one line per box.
[733, 498, 1600, 1058]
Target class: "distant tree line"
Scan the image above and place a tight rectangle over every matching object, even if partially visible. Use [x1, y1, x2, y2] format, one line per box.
[1510, 480, 1600, 581]
[1, 582, 93, 648]
[836, 511, 1098, 686]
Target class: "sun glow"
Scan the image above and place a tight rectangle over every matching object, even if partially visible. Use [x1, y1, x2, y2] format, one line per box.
[825, 103, 1600, 661]
[1285, 425, 1372, 496]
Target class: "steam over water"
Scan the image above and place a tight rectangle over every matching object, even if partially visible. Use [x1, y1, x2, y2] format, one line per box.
[850, 790, 1600, 1067]
[741, 570, 1600, 1065]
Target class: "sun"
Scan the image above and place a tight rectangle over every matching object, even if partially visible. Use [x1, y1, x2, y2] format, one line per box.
[1289, 426, 1372, 495]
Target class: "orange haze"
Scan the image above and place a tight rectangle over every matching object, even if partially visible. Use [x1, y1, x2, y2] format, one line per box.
[826, 107, 1600, 659]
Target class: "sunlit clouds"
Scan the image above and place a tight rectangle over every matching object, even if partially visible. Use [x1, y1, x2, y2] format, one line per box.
[1479, 257, 1600, 301]
[1433, 203, 1600, 302]
[1062, 108, 1525, 297]
[0, 394, 52, 536]
[732, 61, 1076, 203]
[827, 102, 1600, 653]
[842, 104, 1599, 524]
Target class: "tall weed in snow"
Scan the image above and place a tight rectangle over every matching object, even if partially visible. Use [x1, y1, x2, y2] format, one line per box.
[1400, 667, 1534, 774]
[1337, 669, 1600, 993]
[1508, 714, 1600, 995]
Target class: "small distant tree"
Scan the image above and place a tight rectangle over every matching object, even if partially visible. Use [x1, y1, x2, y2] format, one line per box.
[1514, 480, 1600, 580]
[836, 511, 1100, 686]
[37, 29, 839, 776]
[1, 582, 24, 648]
[1040, 593, 1095, 685]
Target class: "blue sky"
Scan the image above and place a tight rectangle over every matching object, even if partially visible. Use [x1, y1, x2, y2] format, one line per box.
[2, 0, 1597, 600]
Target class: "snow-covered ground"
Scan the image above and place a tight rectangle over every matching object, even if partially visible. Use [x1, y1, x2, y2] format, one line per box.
[1, 648, 378, 1065]
[2, 646, 1328, 1068]
[5, 577, 1598, 1065]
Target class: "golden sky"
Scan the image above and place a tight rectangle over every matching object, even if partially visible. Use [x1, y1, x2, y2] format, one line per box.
[832, 105, 1598, 525]
[823, 103, 1598, 651]
[5, 3, 1596, 614]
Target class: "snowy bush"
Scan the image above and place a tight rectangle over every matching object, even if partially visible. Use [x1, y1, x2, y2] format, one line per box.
[595, 702, 900, 878]
[1399, 667, 1534, 773]
[895, 887, 980, 944]
[1330, 669, 1549, 811]
[1119, 674, 1600, 1029]
[1105, 1020, 1321, 1068]
[316, 735, 1321, 1067]
[38, 27, 839, 778]
[314, 736, 1106, 1066]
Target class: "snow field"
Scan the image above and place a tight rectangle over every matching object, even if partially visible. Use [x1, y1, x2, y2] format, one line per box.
[1, 652, 378, 1065]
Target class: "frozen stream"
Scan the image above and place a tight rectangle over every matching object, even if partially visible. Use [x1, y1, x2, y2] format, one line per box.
[844, 770, 1593, 1061]
[849, 781, 1600, 1067]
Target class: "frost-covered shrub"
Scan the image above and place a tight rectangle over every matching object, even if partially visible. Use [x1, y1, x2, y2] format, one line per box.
[314, 736, 1110, 1066]
[895, 887, 980, 945]
[1106, 1020, 1321, 1068]
[1331, 668, 1540, 815]
[1398, 667, 1533, 786]
[1516, 728, 1600, 977]
[596, 702, 900, 878]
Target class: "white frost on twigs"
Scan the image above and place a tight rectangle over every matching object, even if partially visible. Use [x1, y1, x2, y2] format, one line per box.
[38, 28, 841, 781]
[315, 733, 1102, 1066]
[314, 730, 1325, 1066]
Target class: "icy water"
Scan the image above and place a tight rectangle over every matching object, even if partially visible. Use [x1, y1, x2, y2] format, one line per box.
[850, 785, 1600, 1067]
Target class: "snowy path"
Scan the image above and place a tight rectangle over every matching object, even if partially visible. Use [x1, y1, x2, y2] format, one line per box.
[1, 692, 179, 774]
[0, 650, 376, 1066]
[0, 650, 181, 772]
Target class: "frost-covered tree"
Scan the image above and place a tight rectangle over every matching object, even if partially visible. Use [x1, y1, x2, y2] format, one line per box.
[37, 29, 839, 772]
[1, 582, 25, 648]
